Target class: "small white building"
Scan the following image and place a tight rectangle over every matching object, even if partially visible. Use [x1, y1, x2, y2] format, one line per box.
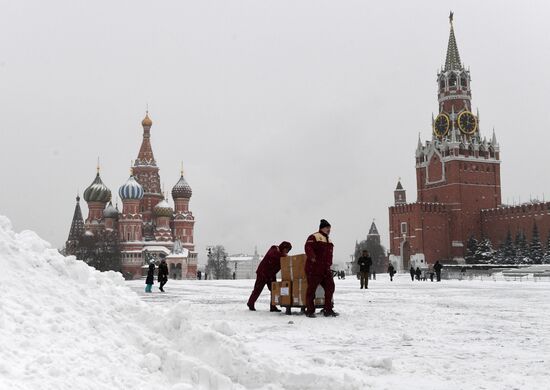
[226, 249, 261, 279]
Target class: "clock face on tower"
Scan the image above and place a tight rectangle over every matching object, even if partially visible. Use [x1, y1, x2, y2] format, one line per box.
[457, 111, 477, 135]
[433, 113, 450, 137]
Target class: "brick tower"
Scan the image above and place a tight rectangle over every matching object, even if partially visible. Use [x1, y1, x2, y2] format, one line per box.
[389, 13, 501, 268]
[171, 167, 195, 251]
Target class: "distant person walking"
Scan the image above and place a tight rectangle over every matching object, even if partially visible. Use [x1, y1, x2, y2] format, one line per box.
[197, 270, 202, 280]
[434, 261, 443, 282]
[357, 250, 373, 289]
[415, 267, 422, 281]
[388, 263, 396, 281]
[410, 266, 415, 281]
[247, 241, 292, 312]
[145, 260, 155, 293]
[158, 257, 169, 292]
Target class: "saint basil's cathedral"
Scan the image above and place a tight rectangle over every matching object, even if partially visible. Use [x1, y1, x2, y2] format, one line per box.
[65, 113, 197, 279]
[389, 14, 550, 270]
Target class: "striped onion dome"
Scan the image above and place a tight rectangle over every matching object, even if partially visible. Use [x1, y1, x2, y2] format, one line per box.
[171, 174, 192, 199]
[118, 175, 144, 200]
[103, 201, 119, 219]
[153, 198, 173, 218]
[83, 173, 112, 203]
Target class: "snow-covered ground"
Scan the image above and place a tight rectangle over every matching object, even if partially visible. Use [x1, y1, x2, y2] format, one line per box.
[128, 277, 550, 390]
[1, 215, 550, 390]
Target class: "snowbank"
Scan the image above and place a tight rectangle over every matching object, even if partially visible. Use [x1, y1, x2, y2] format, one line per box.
[0, 216, 309, 390]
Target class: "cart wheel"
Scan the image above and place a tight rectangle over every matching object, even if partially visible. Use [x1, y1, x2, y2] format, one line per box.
[285, 306, 292, 315]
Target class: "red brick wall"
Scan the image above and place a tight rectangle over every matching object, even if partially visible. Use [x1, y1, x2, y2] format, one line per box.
[482, 203, 550, 247]
[389, 203, 450, 265]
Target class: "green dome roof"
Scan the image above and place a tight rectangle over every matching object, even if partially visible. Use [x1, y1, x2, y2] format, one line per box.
[83, 173, 111, 203]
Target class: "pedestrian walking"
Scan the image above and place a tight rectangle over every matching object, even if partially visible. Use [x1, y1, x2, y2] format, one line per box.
[388, 263, 396, 281]
[145, 260, 155, 293]
[247, 241, 292, 312]
[305, 219, 338, 318]
[158, 256, 169, 292]
[410, 266, 415, 281]
[434, 261, 443, 282]
[357, 250, 373, 289]
[415, 267, 422, 281]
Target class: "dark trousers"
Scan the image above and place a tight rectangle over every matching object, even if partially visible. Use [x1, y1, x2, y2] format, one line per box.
[410, 273, 415, 281]
[159, 278, 167, 291]
[247, 276, 275, 308]
[436, 272, 441, 282]
[306, 270, 335, 314]
[360, 271, 369, 288]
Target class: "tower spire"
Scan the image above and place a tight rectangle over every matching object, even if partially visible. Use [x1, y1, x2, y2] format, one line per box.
[66, 195, 85, 250]
[445, 11, 462, 71]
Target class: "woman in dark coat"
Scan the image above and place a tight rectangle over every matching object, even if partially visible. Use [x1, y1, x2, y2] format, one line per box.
[145, 261, 155, 293]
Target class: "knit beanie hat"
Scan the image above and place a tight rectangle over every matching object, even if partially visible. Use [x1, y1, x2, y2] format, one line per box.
[319, 219, 331, 230]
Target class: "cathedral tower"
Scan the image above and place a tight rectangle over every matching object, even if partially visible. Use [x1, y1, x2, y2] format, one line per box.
[133, 112, 163, 239]
[171, 167, 195, 251]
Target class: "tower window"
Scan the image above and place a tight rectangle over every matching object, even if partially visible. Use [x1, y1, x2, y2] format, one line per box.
[449, 73, 457, 87]
[400, 222, 408, 234]
[440, 79, 445, 90]
[460, 75, 467, 87]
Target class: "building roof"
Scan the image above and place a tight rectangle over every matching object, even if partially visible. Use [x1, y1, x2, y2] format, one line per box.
[368, 221, 380, 236]
[396, 180, 404, 190]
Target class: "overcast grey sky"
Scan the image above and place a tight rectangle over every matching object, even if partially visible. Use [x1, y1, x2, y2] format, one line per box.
[1, 0, 550, 265]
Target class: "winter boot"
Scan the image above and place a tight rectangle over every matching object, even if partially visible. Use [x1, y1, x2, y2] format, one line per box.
[247, 304, 256, 311]
[323, 310, 340, 317]
[270, 306, 281, 312]
[305, 312, 317, 318]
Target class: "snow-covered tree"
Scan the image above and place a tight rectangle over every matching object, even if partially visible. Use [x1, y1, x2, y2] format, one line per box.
[207, 245, 230, 279]
[515, 231, 530, 264]
[465, 235, 478, 264]
[475, 237, 494, 264]
[529, 224, 544, 264]
[543, 233, 550, 264]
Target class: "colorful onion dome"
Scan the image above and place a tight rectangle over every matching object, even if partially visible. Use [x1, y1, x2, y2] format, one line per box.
[142, 112, 152, 127]
[83, 173, 112, 203]
[154, 198, 173, 218]
[103, 201, 119, 219]
[171, 174, 192, 199]
[118, 175, 144, 200]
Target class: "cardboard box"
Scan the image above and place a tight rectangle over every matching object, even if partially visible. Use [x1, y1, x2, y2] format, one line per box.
[271, 281, 281, 306]
[292, 278, 326, 306]
[281, 254, 307, 281]
[280, 281, 292, 306]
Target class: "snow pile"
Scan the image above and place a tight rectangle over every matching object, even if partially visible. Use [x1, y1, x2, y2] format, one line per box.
[0, 216, 299, 389]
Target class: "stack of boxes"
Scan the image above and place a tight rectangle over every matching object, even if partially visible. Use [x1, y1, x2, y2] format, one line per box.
[271, 254, 325, 308]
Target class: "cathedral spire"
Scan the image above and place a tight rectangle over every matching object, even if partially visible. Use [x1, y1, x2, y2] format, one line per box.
[67, 195, 85, 243]
[135, 111, 157, 167]
[444, 11, 462, 71]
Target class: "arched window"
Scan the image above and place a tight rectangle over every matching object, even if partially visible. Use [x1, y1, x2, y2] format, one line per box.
[449, 73, 457, 87]
[440, 79, 446, 90]
[460, 74, 468, 87]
